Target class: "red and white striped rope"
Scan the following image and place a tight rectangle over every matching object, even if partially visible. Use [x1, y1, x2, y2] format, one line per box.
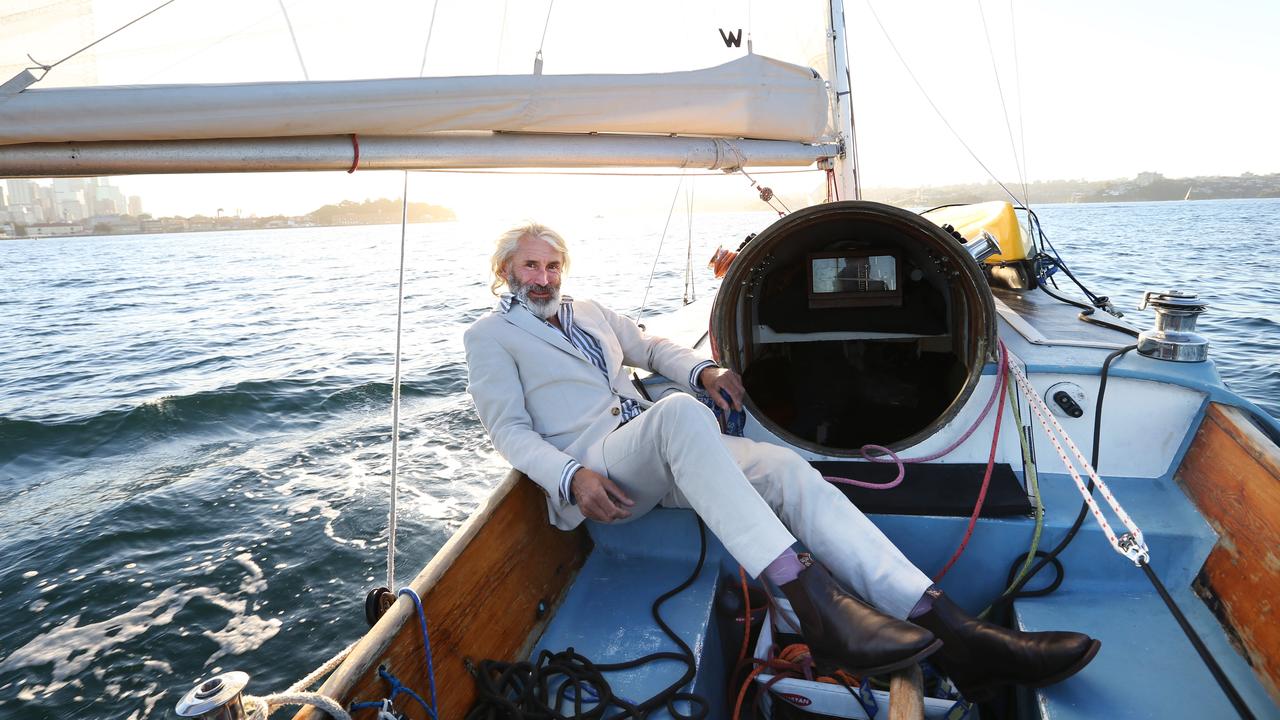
[1004, 345, 1148, 565]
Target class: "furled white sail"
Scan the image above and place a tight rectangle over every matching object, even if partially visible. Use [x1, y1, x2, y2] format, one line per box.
[0, 54, 830, 146]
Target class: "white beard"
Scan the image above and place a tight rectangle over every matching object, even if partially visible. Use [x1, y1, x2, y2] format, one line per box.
[510, 277, 562, 320]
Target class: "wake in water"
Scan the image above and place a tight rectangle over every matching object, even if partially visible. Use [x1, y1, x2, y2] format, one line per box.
[0, 206, 1276, 718]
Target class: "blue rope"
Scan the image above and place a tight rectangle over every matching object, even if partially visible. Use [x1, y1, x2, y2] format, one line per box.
[400, 588, 440, 717]
[348, 588, 440, 719]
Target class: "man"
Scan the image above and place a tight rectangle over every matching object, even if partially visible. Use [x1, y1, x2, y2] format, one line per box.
[464, 222, 1099, 700]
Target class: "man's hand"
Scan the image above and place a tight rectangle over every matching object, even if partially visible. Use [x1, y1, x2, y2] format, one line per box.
[572, 467, 635, 523]
[699, 366, 746, 412]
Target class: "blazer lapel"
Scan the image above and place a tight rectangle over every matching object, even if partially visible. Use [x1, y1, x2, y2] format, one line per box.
[502, 304, 589, 363]
[571, 303, 622, 376]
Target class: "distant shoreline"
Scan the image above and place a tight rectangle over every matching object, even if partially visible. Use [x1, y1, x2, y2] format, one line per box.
[0, 218, 457, 241]
[863, 172, 1280, 208]
[4, 191, 1279, 241]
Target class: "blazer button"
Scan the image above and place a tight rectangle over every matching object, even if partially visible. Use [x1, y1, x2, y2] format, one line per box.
[611, 407, 621, 416]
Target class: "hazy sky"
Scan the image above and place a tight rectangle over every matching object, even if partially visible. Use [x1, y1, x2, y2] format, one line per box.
[1, 0, 1275, 219]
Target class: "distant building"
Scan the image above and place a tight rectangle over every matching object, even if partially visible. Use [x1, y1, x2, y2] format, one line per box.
[1135, 172, 1164, 187]
[5, 179, 37, 205]
[128, 195, 143, 216]
[27, 222, 84, 237]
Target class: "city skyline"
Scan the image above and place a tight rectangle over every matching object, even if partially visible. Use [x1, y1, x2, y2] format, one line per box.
[1, 178, 141, 236]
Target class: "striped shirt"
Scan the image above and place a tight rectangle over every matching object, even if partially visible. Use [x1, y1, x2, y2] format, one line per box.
[499, 293, 714, 505]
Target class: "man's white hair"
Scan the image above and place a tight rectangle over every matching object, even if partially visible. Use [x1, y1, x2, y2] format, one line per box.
[490, 222, 570, 295]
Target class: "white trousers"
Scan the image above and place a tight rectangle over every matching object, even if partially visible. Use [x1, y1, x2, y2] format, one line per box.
[599, 393, 933, 620]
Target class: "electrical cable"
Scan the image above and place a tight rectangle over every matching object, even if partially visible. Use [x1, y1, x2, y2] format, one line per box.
[465, 521, 711, 719]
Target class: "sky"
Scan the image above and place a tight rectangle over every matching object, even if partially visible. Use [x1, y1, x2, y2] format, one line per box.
[1, 0, 1276, 220]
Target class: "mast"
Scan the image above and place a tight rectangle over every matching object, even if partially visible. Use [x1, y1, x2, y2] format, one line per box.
[827, 0, 861, 200]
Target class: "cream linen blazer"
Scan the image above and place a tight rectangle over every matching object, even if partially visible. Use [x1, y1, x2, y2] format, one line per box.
[464, 298, 707, 529]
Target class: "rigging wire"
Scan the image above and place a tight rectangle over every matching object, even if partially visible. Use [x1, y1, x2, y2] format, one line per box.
[23, 0, 181, 83]
[1009, 0, 1032, 213]
[534, 0, 556, 72]
[637, 173, 688, 323]
[683, 179, 697, 305]
[495, 0, 509, 72]
[276, 0, 310, 80]
[974, 0, 1028, 207]
[386, 2, 444, 592]
[862, 0, 1025, 208]
[418, 0, 442, 78]
[386, 171, 411, 591]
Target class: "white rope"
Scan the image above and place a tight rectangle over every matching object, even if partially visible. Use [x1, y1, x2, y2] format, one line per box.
[637, 173, 687, 323]
[1005, 352, 1149, 564]
[245, 692, 352, 720]
[387, 172, 411, 592]
[276, 0, 310, 81]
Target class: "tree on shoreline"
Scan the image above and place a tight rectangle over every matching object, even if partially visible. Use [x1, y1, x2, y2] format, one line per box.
[308, 198, 455, 225]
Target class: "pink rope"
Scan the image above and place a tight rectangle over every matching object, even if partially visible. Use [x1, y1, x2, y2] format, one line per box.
[866, 343, 1008, 465]
[824, 444, 905, 489]
[823, 344, 1010, 490]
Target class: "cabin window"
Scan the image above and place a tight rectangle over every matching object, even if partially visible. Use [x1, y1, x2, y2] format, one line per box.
[807, 251, 903, 308]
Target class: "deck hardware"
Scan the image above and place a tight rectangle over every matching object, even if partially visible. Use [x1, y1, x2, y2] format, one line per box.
[963, 230, 1002, 264]
[1137, 290, 1209, 362]
[364, 586, 394, 627]
[175, 671, 250, 719]
[1117, 532, 1150, 566]
[536, 598, 548, 619]
[1045, 382, 1086, 419]
[464, 656, 478, 677]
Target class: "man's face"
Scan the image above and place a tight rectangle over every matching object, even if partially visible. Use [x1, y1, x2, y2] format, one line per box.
[505, 235, 564, 319]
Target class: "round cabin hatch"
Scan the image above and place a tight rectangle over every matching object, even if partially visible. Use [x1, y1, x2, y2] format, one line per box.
[710, 201, 999, 455]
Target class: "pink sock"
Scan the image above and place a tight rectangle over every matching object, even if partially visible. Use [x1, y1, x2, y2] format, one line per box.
[762, 548, 808, 586]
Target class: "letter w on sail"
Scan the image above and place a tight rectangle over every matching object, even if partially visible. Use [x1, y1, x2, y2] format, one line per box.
[719, 28, 742, 48]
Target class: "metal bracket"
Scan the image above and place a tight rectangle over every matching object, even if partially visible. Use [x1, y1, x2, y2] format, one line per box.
[1117, 532, 1150, 567]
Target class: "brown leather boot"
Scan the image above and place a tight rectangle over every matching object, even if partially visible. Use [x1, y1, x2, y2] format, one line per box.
[911, 592, 1100, 702]
[778, 563, 942, 676]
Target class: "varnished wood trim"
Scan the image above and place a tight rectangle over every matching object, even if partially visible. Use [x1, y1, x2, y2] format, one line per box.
[1175, 403, 1280, 706]
[1205, 403, 1280, 480]
[294, 470, 591, 719]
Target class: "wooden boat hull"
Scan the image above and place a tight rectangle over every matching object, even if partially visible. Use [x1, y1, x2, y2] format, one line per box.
[1177, 402, 1280, 705]
[294, 470, 590, 720]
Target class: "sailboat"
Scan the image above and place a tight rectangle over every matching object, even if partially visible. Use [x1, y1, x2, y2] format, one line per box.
[1, 1, 1278, 719]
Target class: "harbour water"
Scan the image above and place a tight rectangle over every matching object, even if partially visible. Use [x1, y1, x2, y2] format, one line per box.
[0, 199, 1277, 719]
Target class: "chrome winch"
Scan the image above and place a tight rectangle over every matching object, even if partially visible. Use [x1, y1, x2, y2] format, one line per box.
[176, 671, 250, 720]
[1137, 290, 1209, 362]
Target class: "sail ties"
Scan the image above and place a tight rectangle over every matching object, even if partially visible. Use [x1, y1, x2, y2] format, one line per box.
[347, 134, 361, 173]
[1005, 349, 1149, 566]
